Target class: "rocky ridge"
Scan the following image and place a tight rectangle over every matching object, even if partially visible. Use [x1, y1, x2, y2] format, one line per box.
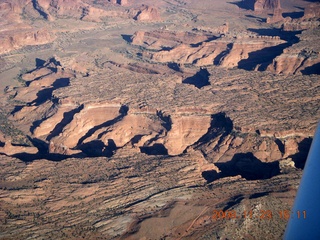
[2, 57, 317, 168]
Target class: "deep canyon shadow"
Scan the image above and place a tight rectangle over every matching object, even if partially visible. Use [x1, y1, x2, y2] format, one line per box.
[11, 138, 117, 162]
[29, 78, 70, 106]
[228, 0, 255, 10]
[78, 139, 116, 158]
[183, 68, 210, 88]
[140, 144, 168, 155]
[289, 137, 312, 169]
[202, 152, 281, 183]
[301, 62, 320, 75]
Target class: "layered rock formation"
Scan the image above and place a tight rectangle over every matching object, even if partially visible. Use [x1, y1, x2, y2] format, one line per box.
[267, 27, 320, 74]
[218, 37, 284, 68]
[141, 33, 284, 68]
[131, 30, 212, 50]
[0, 29, 55, 54]
[3, 57, 317, 164]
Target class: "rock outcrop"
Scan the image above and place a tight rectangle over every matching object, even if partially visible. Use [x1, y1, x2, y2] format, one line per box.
[128, 5, 161, 21]
[254, 0, 281, 12]
[266, 7, 284, 24]
[0, 29, 55, 54]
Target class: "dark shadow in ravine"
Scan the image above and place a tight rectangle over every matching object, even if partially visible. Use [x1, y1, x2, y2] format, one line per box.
[28, 77, 71, 133]
[182, 68, 210, 89]
[245, 14, 266, 23]
[301, 62, 320, 75]
[11, 137, 118, 162]
[289, 137, 312, 169]
[157, 110, 172, 131]
[222, 194, 245, 211]
[190, 36, 219, 48]
[11, 152, 74, 162]
[228, 0, 255, 10]
[247, 28, 302, 41]
[214, 43, 232, 65]
[202, 152, 281, 183]
[167, 62, 182, 72]
[31, 0, 49, 19]
[140, 143, 168, 155]
[28, 78, 70, 106]
[78, 139, 116, 158]
[35, 58, 46, 68]
[121, 34, 133, 43]
[249, 191, 270, 199]
[238, 42, 290, 71]
[283, 11, 304, 19]
[275, 139, 285, 154]
[11, 106, 24, 115]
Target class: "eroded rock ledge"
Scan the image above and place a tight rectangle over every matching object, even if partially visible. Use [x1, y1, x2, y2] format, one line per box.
[1, 58, 316, 169]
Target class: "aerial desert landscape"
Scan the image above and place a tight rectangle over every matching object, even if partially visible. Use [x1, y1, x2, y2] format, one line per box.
[0, 0, 319, 239]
